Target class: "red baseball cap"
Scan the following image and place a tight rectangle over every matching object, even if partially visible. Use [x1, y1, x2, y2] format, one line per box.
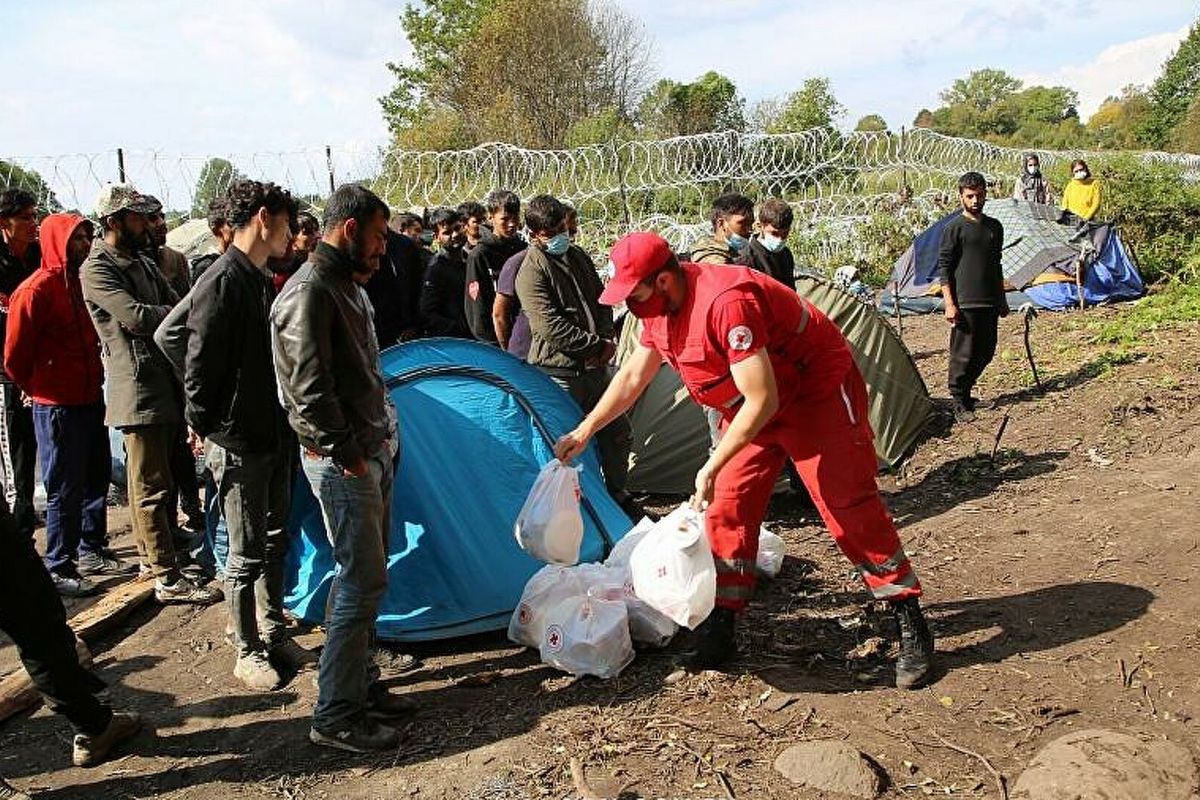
[599, 232, 675, 305]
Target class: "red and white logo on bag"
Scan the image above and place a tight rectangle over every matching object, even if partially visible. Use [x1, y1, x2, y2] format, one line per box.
[545, 624, 564, 652]
[727, 325, 753, 351]
[517, 603, 532, 625]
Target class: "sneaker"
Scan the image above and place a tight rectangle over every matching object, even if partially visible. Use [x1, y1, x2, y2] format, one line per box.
[154, 577, 222, 605]
[271, 637, 319, 672]
[72, 712, 142, 767]
[891, 596, 936, 690]
[365, 682, 418, 719]
[234, 651, 281, 692]
[0, 775, 32, 800]
[50, 572, 100, 598]
[951, 402, 976, 424]
[78, 550, 138, 577]
[309, 718, 400, 753]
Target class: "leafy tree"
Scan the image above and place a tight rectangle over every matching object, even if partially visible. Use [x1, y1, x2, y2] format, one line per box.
[191, 158, 244, 217]
[912, 108, 935, 129]
[565, 106, 637, 147]
[1171, 92, 1200, 152]
[379, 0, 498, 137]
[0, 160, 62, 213]
[765, 77, 844, 133]
[940, 68, 1023, 111]
[1138, 20, 1200, 150]
[854, 114, 888, 132]
[1087, 85, 1152, 150]
[638, 71, 744, 137]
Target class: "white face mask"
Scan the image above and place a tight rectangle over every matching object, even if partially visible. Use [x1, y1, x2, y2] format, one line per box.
[759, 233, 785, 253]
[1074, 169, 1088, 180]
[1026, 164, 1038, 175]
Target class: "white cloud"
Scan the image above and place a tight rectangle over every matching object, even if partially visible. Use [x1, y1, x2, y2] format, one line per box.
[1022, 27, 1188, 118]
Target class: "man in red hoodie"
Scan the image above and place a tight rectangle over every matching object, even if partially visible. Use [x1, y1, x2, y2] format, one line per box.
[5, 214, 136, 596]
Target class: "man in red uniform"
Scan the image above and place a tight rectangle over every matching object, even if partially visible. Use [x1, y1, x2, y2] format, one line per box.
[555, 232, 935, 688]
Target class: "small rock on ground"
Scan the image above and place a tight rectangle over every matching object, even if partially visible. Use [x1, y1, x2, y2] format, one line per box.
[774, 740, 885, 798]
[1013, 728, 1199, 800]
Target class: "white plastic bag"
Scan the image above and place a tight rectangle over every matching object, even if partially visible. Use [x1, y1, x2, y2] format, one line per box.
[571, 560, 678, 647]
[507, 565, 582, 648]
[514, 459, 583, 565]
[756, 526, 785, 578]
[604, 516, 655, 572]
[539, 590, 634, 679]
[630, 504, 716, 630]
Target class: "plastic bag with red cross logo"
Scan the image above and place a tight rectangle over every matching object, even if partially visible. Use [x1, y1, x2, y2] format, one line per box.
[507, 564, 583, 648]
[629, 504, 716, 630]
[572, 561, 678, 647]
[539, 588, 634, 679]
[514, 458, 584, 565]
[756, 526, 785, 578]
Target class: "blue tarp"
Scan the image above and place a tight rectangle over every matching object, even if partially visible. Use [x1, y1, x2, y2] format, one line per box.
[282, 338, 632, 641]
[1023, 228, 1145, 310]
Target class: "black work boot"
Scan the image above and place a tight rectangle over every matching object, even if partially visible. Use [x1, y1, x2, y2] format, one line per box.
[683, 607, 737, 671]
[891, 596, 935, 689]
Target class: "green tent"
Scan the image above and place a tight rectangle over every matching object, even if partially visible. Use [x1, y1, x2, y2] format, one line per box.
[619, 272, 934, 495]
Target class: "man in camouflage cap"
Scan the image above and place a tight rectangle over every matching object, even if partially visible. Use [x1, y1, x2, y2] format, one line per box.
[81, 183, 221, 606]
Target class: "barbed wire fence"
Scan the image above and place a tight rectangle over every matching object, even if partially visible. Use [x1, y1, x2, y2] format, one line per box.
[4, 128, 1198, 269]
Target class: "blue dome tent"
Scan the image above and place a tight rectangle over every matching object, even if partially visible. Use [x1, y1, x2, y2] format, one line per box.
[283, 338, 632, 641]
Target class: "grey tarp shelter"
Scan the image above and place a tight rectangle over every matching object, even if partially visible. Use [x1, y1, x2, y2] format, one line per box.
[619, 272, 934, 495]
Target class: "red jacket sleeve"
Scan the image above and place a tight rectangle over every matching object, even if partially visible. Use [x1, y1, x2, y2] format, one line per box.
[3, 284, 37, 392]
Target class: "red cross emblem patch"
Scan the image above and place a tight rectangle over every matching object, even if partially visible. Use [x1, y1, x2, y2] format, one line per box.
[727, 325, 753, 351]
[545, 624, 564, 652]
[517, 603, 531, 625]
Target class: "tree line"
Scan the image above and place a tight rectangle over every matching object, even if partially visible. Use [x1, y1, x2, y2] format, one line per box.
[380, 3, 1200, 154]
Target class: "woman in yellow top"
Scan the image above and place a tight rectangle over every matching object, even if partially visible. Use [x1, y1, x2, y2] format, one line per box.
[1061, 159, 1101, 221]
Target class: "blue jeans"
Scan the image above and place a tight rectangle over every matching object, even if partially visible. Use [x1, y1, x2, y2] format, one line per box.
[32, 403, 110, 575]
[207, 441, 294, 656]
[304, 449, 393, 731]
[190, 470, 229, 578]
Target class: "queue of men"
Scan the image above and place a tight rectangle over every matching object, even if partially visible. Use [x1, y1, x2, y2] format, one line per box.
[0, 178, 939, 793]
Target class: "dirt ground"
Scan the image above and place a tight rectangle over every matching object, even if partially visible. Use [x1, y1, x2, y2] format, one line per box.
[2, 305, 1198, 800]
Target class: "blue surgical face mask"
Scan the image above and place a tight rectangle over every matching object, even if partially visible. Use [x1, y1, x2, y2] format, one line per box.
[726, 232, 748, 252]
[544, 231, 571, 256]
[759, 234, 785, 253]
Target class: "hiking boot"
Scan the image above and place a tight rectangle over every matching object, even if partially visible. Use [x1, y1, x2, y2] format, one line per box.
[683, 607, 737, 671]
[309, 717, 400, 753]
[0, 775, 31, 800]
[271, 637, 319, 672]
[951, 402, 976, 424]
[233, 651, 281, 692]
[365, 682, 418, 719]
[50, 571, 100, 598]
[78, 549, 137, 577]
[72, 712, 142, 767]
[155, 577, 222, 605]
[891, 596, 935, 690]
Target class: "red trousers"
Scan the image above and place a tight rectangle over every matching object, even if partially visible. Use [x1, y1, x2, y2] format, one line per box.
[707, 367, 921, 611]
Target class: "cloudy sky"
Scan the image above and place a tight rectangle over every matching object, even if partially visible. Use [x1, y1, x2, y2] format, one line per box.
[0, 1, 1193, 159]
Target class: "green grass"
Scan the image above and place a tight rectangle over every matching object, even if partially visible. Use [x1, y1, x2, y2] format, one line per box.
[1091, 282, 1200, 349]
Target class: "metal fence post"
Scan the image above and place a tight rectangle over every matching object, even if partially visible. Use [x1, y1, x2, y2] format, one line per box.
[117, 148, 126, 183]
[325, 145, 335, 194]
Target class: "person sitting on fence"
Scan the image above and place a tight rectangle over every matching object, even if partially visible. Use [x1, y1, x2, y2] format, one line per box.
[189, 198, 234, 285]
[737, 197, 796, 286]
[1061, 159, 1101, 222]
[420, 207, 473, 339]
[689, 193, 754, 265]
[456, 200, 486, 252]
[1012, 153, 1053, 205]
[464, 190, 525, 344]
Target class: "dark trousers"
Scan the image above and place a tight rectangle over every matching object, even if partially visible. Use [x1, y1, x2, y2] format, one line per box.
[0, 382, 38, 537]
[550, 368, 631, 497]
[168, 426, 202, 525]
[0, 503, 111, 735]
[948, 307, 999, 404]
[33, 403, 111, 576]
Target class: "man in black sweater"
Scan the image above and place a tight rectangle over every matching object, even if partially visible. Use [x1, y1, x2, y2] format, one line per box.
[420, 207, 472, 338]
[464, 190, 524, 344]
[938, 171, 1008, 423]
